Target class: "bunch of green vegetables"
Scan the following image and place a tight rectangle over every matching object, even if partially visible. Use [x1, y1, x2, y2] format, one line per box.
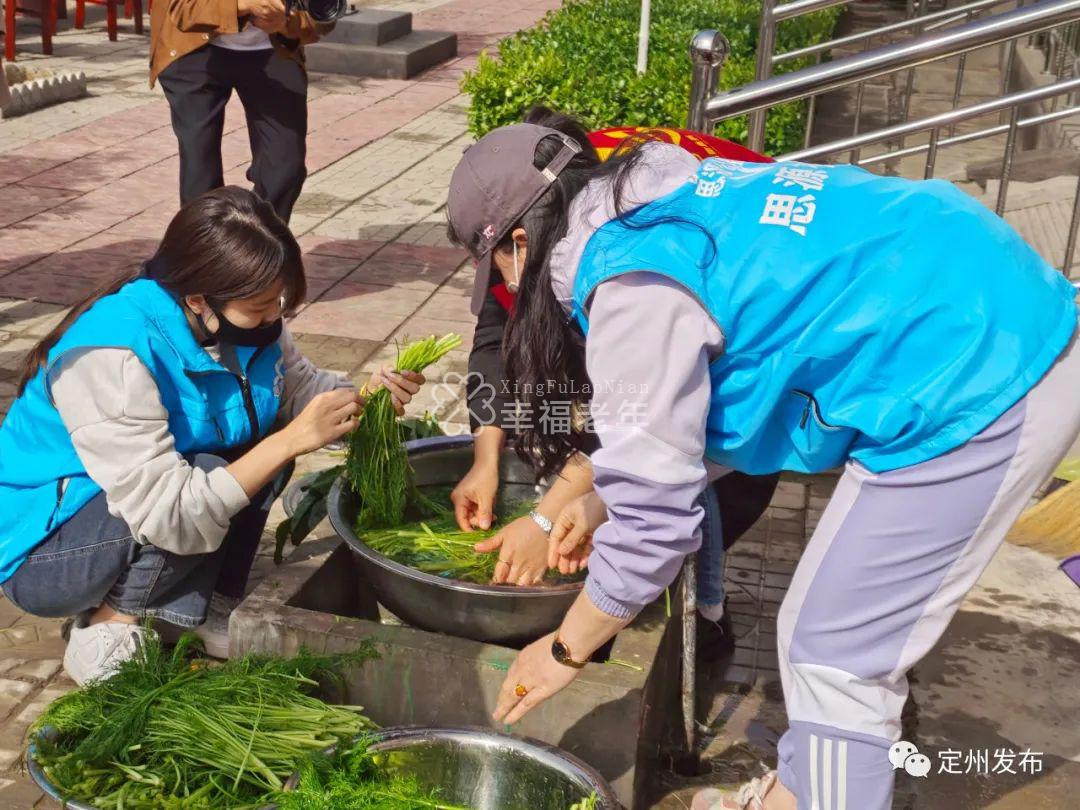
[274, 412, 446, 564]
[31, 634, 377, 809]
[275, 736, 601, 810]
[363, 503, 534, 584]
[346, 334, 462, 528]
[273, 736, 470, 810]
[570, 795, 599, 810]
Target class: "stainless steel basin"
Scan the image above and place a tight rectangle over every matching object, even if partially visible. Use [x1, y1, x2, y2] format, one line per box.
[327, 434, 583, 646]
[285, 726, 620, 809]
[31, 725, 619, 810]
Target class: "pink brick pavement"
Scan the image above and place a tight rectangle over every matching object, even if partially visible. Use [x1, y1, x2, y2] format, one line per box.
[0, 0, 561, 305]
[0, 2, 557, 805]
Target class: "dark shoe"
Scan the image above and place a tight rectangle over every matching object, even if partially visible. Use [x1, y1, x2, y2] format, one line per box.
[696, 608, 736, 662]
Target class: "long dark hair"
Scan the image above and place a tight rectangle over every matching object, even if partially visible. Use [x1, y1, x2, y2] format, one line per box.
[17, 186, 306, 395]
[448, 107, 659, 477]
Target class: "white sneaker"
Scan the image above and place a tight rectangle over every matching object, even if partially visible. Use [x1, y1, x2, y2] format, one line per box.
[692, 772, 778, 810]
[193, 593, 239, 659]
[155, 593, 238, 659]
[63, 614, 154, 686]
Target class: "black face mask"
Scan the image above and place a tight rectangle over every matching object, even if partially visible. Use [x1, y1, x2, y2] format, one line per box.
[198, 305, 283, 349]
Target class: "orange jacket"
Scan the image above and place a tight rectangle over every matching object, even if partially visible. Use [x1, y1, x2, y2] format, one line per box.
[149, 0, 331, 86]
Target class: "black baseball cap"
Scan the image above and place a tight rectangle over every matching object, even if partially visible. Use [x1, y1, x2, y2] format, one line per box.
[447, 123, 582, 315]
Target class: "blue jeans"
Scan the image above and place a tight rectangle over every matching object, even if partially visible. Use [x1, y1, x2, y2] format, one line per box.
[696, 482, 726, 608]
[1, 454, 291, 627]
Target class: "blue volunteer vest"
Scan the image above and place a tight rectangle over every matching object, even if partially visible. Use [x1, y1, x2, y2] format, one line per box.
[0, 279, 284, 582]
[572, 158, 1078, 476]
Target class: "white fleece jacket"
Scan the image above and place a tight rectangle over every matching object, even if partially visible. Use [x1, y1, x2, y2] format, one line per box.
[48, 327, 352, 556]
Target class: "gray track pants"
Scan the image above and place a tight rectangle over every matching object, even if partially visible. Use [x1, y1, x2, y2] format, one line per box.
[776, 319, 1080, 810]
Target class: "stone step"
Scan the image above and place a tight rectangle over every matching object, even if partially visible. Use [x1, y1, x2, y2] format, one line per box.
[910, 62, 1005, 96]
[967, 146, 1080, 185]
[321, 8, 413, 47]
[306, 30, 458, 80]
[889, 131, 1009, 180]
[983, 174, 1079, 209]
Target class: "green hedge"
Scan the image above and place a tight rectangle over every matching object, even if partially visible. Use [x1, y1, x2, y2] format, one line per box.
[460, 0, 841, 155]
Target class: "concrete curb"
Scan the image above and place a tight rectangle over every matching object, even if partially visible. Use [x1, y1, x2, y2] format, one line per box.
[0, 72, 88, 119]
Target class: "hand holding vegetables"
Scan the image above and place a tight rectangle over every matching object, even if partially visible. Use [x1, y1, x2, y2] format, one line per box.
[282, 368, 425, 459]
[474, 514, 550, 586]
[366, 366, 425, 416]
[284, 388, 367, 456]
[346, 334, 462, 528]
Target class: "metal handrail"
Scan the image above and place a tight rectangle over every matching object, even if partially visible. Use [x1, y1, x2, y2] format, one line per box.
[772, 0, 853, 23]
[701, 0, 1080, 147]
[686, 0, 1080, 273]
[851, 104, 1080, 165]
[751, 0, 863, 147]
[782, 74, 1080, 162]
[775, 0, 1016, 64]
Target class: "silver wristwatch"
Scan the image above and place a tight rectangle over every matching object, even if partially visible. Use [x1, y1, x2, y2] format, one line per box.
[528, 510, 553, 535]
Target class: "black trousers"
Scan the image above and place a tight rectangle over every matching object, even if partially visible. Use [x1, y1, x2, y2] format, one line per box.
[713, 471, 780, 550]
[158, 46, 308, 223]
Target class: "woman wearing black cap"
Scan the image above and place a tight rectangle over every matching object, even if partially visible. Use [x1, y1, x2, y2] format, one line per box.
[452, 107, 780, 664]
[444, 115, 1080, 810]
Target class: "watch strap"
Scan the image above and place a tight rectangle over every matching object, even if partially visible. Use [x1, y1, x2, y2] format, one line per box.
[551, 636, 588, 669]
[529, 509, 553, 535]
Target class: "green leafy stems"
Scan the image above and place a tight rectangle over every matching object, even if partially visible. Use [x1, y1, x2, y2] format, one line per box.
[274, 332, 461, 563]
[31, 632, 377, 809]
[346, 334, 463, 530]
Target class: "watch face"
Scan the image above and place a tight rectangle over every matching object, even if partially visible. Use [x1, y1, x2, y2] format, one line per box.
[551, 639, 569, 663]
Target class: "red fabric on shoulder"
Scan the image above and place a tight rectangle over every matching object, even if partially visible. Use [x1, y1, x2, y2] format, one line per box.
[491, 282, 516, 313]
[588, 126, 773, 164]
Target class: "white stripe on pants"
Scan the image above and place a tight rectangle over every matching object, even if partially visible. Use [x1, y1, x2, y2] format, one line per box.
[776, 320, 1080, 810]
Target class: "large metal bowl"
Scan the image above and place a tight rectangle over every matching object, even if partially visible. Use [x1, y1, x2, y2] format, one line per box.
[285, 726, 620, 809]
[26, 731, 96, 810]
[31, 725, 617, 810]
[328, 434, 583, 646]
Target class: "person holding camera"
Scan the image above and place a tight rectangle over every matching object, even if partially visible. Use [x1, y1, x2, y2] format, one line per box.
[150, 0, 338, 222]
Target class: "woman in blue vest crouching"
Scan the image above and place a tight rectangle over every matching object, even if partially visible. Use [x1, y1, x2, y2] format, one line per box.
[0, 187, 424, 684]
[444, 121, 1080, 810]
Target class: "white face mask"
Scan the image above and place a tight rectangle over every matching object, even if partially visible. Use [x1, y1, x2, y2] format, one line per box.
[506, 240, 521, 293]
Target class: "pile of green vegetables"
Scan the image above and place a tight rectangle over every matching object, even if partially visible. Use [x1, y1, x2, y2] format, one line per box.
[31, 633, 603, 809]
[274, 736, 464, 810]
[363, 504, 534, 584]
[31, 634, 377, 809]
[276, 737, 600, 810]
[345, 334, 462, 529]
[275, 333, 461, 563]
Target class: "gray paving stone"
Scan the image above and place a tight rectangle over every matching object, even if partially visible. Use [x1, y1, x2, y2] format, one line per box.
[0, 777, 44, 810]
[0, 680, 33, 719]
[8, 659, 61, 683]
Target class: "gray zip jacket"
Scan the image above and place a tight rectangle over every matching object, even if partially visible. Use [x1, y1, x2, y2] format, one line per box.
[48, 327, 352, 556]
[550, 142, 728, 618]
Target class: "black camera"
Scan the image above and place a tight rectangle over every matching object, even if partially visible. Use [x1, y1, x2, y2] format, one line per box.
[286, 0, 348, 23]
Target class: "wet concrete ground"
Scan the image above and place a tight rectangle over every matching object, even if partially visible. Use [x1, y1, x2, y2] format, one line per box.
[652, 533, 1080, 809]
